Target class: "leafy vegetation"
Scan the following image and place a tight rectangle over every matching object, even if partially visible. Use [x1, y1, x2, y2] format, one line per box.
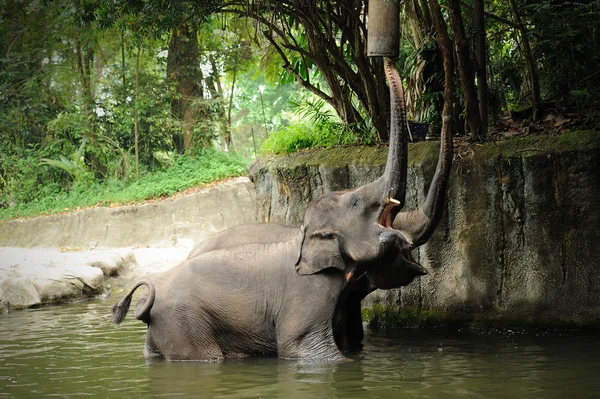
[0, 150, 247, 220]
[262, 122, 372, 154]
[0, 0, 598, 220]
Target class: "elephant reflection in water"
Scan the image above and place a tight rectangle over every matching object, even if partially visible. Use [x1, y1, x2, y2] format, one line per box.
[144, 357, 352, 397]
[112, 58, 453, 361]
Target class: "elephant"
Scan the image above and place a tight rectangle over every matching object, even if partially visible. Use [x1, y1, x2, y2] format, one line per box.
[112, 58, 453, 361]
[185, 223, 426, 352]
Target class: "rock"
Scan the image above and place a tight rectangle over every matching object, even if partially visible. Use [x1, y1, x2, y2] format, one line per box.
[87, 252, 138, 277]
[0, 246, 190, 310]
[28, 264, 105, 304]
[0, 177, 256, 312]
[0, 277, 42, 309]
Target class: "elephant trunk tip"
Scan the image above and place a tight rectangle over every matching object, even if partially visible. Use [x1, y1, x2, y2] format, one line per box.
[112, 295, 132, 325]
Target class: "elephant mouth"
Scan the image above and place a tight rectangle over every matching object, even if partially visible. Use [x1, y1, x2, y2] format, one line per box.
[379, 197, 401, 228]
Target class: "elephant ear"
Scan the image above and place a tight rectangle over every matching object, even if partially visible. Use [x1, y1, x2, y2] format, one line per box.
[295, 227, 345, 275]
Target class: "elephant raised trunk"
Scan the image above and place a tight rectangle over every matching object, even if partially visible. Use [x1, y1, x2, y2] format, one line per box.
[295, 58, 413, 275]
[376, 58, 409, 228]
[392, 115, 453, 247]
[370, 58, 454, 250]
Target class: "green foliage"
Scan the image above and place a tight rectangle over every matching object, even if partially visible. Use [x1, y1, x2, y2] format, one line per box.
[39, 138, 89, 185]
[0, 151, 248, 220]
[261, 121, 371, 154]
[1, 152, 54, 206]
[2, 0, 599, 221]
[528, 0, 600, 105]
[260, 94, 377, 154]
[261, 124, 318, 154]
[289, 97, 337, 126]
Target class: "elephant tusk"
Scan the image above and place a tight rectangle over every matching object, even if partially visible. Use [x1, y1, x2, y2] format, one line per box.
[385, 197, 401, 205]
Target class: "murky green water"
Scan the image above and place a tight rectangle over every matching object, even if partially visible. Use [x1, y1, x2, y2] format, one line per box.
[1, 299, 599, 398]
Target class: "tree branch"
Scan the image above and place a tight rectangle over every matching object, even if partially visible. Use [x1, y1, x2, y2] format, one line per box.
[458, 0, 521, 29]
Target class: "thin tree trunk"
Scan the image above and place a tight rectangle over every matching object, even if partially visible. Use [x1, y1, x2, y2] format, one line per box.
[121, 30, 126, 89]
[134, 46, 140, 178]
[167, 21, 204, 153]
[447, 0, 482, 138]
[258, 88, 268, 138]
[509, 0, 542, 120]
[429, 0, 454, 118]
[498, 59, 511, 111]
[206, 55, 234, 151]
[75, 38, 95, 135]
[419, 0, 433, 29]
[250, 125, 257, 159]
[473, 0, 488, 137]
[226, 45, 240, 151]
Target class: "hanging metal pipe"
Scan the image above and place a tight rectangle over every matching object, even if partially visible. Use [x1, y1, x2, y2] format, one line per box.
[367, 0, 400, 58]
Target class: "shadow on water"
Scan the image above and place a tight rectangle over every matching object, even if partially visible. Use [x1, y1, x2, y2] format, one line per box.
[1, 299, 600, 398]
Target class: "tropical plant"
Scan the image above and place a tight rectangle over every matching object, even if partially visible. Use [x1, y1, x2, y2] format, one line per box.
[39, 137, 89, 185]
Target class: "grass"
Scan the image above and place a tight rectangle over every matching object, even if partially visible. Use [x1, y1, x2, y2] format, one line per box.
[0, 150, 249, 220]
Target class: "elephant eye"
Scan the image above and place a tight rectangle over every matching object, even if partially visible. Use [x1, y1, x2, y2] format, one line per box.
[311, 230, 337, 240]
[350, 196, 362, 209]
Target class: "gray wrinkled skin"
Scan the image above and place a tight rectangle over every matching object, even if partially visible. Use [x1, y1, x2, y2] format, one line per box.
[187, 223, 425, 353]
[142, 236, 344, 361]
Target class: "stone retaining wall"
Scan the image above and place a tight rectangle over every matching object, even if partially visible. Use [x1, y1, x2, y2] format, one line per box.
[248, 131, 600, 326]
[0, 177, 256, 249]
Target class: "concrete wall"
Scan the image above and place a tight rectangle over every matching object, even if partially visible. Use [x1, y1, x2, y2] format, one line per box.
[248, 131, 600, 326]
[0, 177, 256, 249]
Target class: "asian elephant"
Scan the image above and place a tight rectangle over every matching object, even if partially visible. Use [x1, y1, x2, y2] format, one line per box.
[185, 223, 425, 352]
[112, 58, 453, 361]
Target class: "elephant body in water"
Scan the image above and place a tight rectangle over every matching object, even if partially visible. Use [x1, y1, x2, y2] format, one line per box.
[186, 223, 423, 352]
[112, 58, 453, 361]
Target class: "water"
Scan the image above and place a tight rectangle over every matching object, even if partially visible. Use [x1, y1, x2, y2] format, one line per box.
[1, 300, 600, 398]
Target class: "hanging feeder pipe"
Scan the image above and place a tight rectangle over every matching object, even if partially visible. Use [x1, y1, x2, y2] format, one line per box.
[367, 0, 400, 58]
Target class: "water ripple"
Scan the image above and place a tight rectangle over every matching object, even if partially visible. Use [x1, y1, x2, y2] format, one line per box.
[1, 300, 600, 398]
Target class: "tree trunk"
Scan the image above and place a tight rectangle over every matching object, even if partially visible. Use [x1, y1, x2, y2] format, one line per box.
[75, 38, 95, 136]
[429, 0, 454, 119]
[473, 0, 488, 136]
[121, 30, 127, 90]
[133, 46, 140, 178]
[402, 0, 443, 122]
[509, 0, 542, 120]
[167, 21, 204, 153]
[226, 48, 239, 151]
[447, 0, 482, 138]
[206, 55, 233, 151]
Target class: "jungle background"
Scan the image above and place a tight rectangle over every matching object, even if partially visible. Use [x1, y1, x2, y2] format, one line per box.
[1, 0, 598, 220]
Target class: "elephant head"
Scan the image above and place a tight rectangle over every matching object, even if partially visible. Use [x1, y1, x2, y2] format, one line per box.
[296, 58, 453, 290]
